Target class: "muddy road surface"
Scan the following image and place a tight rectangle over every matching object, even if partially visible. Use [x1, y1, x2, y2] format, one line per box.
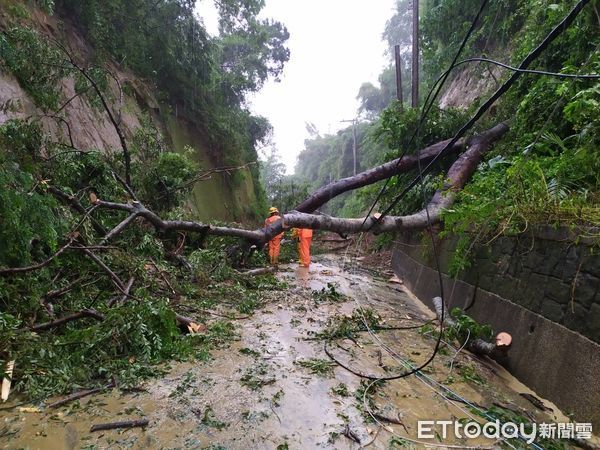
[0, 254, 585, 449]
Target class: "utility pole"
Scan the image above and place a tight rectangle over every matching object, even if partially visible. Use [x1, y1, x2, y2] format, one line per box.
[341, 119, 357, 175]
[411, 0, 419, 108]
[394, 44, 403, 110]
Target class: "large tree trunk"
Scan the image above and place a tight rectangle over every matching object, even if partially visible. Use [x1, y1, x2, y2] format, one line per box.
[294, 136, 466, 213]
[294, 123, 506, 214]
[90, 123, 508, 244]
[266, 122, 508, 237]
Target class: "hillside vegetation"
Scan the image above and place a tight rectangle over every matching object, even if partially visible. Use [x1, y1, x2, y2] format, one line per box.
[291, 0, 600, 247]
[1, 0, 291, 220]
[0, 0, 289, 399]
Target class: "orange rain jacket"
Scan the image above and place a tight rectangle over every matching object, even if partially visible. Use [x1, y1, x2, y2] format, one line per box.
[265, 215, 284, 264]
[292, 228, 313, 267]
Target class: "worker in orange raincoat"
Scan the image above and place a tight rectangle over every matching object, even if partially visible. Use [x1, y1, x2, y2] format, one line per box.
[291, 227, 313, 268]
[264, 207, 284, 266]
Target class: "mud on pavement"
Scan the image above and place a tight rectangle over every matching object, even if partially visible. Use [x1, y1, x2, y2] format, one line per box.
[0, 254, 586, 449]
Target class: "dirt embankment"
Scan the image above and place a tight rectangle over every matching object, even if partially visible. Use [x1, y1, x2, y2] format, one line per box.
[0, 6, 260, 222]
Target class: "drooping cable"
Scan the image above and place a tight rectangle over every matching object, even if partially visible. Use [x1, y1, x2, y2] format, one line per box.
[327, 0, 493, 383]
[360, 0, 491, 226]
[373, 0, 593, 225]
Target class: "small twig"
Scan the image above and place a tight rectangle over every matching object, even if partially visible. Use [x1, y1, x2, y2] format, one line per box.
[55, 87, 90, 114]
[26, 113, 76, 149]
[90, 419, 149, 432]
[104, 69, 124, 125]
[269, 403, 281, 424]
[43, 275, 87, 300]
[100, 212, 139, 244]
[47, 381, 116, 408]
[173, 232, 186, 255]
[71, 245, 119, 251]
[111, 171, 138, 201]
[0, 238, 74, 275]
[27, 309, 105, 332]
[167, 161, 258, 194]
[149, 259, 176, 294]
[107, 277, 135, 307]
[80, 248, 125, 291]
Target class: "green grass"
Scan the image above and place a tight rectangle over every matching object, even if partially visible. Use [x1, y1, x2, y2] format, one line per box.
[331, 382, 350, 397]
[295, 358, 336, 377]
[239, 363, 276, 390]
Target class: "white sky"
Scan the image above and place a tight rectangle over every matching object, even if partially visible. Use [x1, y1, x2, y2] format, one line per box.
[196, 0, 396, 173]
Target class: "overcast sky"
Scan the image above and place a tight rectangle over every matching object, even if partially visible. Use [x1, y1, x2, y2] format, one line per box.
[197, 0, 396, 173]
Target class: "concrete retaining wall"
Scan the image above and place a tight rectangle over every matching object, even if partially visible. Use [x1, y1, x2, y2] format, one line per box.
[392, 227, 600, 428]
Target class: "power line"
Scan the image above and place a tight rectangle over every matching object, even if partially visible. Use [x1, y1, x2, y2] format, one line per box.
[374, 0, 593, 223]
[325, 0, 492, 386]
[328, 0, 592, 403]
[324, 3, 591, 448]
[361, 0, 491, 226]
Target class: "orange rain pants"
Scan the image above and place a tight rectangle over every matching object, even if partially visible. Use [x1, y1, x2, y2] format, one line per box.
[297, 228, 313, 267]
[265, 215, 284, 265]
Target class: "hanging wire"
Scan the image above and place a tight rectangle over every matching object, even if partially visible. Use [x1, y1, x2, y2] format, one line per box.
[373, 0, 593, 226]
[315, 3, 596, 448]
[360, 0, 492, 228]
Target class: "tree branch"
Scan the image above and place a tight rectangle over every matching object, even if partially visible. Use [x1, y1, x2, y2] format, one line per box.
[78, 248, 125, 291]
[53, 39, 132, 186]
[294, 123, 506, 214]
[0, 238, 74, 276]
[43, 275, 87, 301]
[100, 213, 139, 244]
[47, 186, 107, 236]
[93, 200, 264, 241]
[107, 276, 135, 307]
[47, 380, 116, 408]
[27, 309, 105, 332]
[432, 297, 510, 356]
[90, 419, 149, 432]
[88, 123, 507, 244]
[263, 122, 509, 237]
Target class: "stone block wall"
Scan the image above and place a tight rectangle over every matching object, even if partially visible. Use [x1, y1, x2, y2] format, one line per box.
[392, 226, 600, 427]
[398, 226, 600, 343]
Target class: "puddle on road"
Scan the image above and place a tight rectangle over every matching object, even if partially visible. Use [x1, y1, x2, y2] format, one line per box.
[1, 255, 592, 449]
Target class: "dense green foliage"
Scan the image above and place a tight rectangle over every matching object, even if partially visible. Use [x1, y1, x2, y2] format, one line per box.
[433, 0, 600, 273]
[0, 118, 278, 400]
[0, 0, 290, 220]
[0, 25, 70, 110]
[0, 0, 293, 400]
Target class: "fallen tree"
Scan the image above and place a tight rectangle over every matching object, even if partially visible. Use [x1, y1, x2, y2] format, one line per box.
[292, 122, 503, 215]
[91, 122, 509, 244]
